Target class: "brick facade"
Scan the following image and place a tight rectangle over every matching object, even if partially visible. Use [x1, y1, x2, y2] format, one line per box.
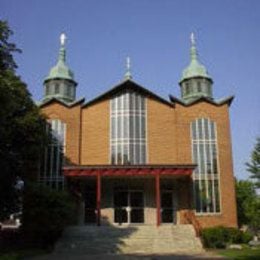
[40, 81, 237, 228]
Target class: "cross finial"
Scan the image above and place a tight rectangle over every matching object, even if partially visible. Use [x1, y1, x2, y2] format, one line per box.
[60, 33, 66, 46]
[190, 32, 196, 46]
[124, 56, 132, 80]
[190, 32, 198, 61]
[126, 56, 131, 71]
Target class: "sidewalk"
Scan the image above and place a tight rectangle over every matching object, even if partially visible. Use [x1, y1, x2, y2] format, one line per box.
[26, 252, 224, 260]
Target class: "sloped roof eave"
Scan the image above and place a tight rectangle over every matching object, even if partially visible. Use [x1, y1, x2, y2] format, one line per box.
[169, 95, 234, 107]
[38, 97, 85, 108]
[82, 79, 173, 108]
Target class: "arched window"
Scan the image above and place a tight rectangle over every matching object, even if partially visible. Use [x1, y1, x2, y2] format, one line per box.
[110, 91, 146, 165]
[191, 118, 220, 213]
[39, 119, 66, 190]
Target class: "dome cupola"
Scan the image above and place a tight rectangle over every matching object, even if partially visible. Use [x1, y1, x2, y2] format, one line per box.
[179, 33, 213, 103]
[43, 33, 77, 103]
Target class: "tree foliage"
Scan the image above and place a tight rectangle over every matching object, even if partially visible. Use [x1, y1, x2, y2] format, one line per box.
[236, 179, 260, 235]
[246, 137, 260, 189]
[22, 184, 76, 247]
[236, 180, 257, 226]
[0, 20, 47, 219]
[0, 20, 21, 72]
[201, 226, 252, 248]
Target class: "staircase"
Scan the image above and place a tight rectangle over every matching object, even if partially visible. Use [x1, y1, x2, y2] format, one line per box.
[54, 225, 203, 255]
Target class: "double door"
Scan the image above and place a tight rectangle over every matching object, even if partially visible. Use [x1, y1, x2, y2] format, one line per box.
[161, 190, 176, 223]
[84, 189, 96, 223]
[114, 190, 144, 224]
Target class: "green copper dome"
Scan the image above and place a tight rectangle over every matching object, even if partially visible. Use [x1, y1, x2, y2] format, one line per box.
[44, 46, 75, 82]
[42, 34, 77, 103]
[180, 34, 212, 83]
[179, 34, 214, 103]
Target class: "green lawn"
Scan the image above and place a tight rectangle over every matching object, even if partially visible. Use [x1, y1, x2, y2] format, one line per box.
[0, 253, 19, 260]
[216, 247, 260, 259]
[0, 249, 49, 260]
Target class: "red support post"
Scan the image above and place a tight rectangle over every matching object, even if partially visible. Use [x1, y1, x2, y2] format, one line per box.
[156, 172, 161, 227]
[96, 172, 101, 226]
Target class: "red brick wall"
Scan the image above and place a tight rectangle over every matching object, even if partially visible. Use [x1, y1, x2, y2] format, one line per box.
[41, 96, 237, 228]
[81, 100, 110, 164]
[41, 102, 81, 165]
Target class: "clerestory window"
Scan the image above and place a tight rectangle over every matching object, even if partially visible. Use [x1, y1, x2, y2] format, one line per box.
[110, 91, 146, 165]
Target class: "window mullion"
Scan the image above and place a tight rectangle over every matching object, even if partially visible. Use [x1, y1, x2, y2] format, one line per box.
[115, 96, 118, 164]
[195, 119, 202, 212]
[209, 120, 216, 212]
[202, 119, 209, 213]
[133, 93, 136, 164]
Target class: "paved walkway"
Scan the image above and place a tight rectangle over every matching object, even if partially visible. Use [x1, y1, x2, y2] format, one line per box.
[27, 252, 224, 260]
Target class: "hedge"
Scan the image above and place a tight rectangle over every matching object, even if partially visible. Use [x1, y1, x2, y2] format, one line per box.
[201, 226, 252, 248]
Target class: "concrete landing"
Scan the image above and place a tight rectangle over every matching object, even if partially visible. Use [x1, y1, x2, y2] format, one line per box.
[52, 225, 203, 256]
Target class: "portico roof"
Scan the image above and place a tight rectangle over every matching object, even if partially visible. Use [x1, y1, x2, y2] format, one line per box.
[63, 164, 195, 177]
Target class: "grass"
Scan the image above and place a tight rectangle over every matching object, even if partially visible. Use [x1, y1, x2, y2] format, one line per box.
[215, 247, 260, 259]
[0, 249, 49, 260]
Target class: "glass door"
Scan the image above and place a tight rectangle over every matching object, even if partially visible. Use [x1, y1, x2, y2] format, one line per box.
[130, 191, 144, 223]
[114, 190, 144, 224]
[114, 191, 128, 224]
[85, 190, 96, 223]
[161, 190, 175, 223]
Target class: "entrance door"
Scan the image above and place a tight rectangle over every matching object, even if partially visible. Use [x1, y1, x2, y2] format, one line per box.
[85, 189, 96, 224]
[161, 190, 175, 223]
[114, 190, 144, 224]
[130, 191, 144, 223]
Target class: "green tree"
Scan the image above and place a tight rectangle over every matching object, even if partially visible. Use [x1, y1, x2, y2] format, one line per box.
[0, 20, 21, 72]
[22, 184, 76, 247]
[246, 137, 260, 189]
[0, 20, 47, 219]
[236, 180, 257, 226]
[244, 197, 260, 235]
[236, 180, 260, 234]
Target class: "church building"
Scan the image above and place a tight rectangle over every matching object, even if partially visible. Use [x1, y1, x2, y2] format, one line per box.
[38, 34, 237, 229]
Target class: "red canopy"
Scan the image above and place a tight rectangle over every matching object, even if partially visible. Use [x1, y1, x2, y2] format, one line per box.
[63, 165, 195, 177]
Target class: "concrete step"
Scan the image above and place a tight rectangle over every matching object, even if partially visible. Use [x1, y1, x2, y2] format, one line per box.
[54, 224, 203, 255]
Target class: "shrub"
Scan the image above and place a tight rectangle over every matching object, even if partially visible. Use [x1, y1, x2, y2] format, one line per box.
[226, 227, 243, 243]
[22, 184, 76, 248]
[202, 226, 228, 248]
[201, 226, 253, 248]
[241, 231, 253, 244]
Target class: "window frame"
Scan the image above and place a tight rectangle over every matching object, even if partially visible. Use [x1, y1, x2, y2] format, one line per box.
[191, 118, 221, 215]
[110, 91, 147, 165]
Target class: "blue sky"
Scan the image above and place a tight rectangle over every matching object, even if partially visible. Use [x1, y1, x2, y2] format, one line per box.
[2, 0, 260, 179]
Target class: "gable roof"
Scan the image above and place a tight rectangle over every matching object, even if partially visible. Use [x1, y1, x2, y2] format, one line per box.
[82, 79, 173, 107]
[169, 95, 234, 107]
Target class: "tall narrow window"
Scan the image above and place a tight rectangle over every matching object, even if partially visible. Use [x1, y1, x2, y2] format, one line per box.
[191, 118, 220, 213]
[186, 82, 191, 95]
[46, 84, 50, 96]
[110, 91, 146, 165]
[197, 82, 201, 92]
[54, 83, 59, 94]
[39, 119, 66, 190]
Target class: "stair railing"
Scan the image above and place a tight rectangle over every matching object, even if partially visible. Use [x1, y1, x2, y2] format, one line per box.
[183, 210, 201, 237]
